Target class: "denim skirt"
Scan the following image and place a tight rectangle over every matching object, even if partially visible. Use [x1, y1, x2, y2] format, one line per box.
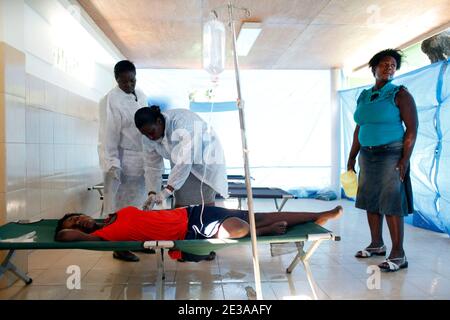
[355, 141, 414, 216]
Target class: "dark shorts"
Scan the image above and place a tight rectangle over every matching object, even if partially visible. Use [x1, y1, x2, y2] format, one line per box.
[356, 141, 414, 216]
[184, 205, 249, 240]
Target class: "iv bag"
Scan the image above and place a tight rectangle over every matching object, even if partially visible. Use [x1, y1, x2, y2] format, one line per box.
[203, 17, 226, 76]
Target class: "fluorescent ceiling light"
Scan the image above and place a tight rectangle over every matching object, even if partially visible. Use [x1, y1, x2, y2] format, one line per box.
[236, 22, 262, 56]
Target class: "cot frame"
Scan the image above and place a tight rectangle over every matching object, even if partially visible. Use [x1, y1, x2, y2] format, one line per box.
[0, 231, 340, 300]
[234, 194, 293, 212]
[4, 184, 337, 299]
[0, 250, 33, 285]
[140, 232, 341, 300]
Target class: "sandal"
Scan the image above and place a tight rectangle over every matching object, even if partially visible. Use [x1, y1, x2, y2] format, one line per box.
[355, 245, 387, 258]
[378, 256, 408, 272]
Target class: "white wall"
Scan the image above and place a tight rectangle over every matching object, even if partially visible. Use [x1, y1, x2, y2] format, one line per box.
[23, 0, 120, 101]
[0, 0, 117, 101]
[0, 0, 25, 51]
[1, 0, 130, 225]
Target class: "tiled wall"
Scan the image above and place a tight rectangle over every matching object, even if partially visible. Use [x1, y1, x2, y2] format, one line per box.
[23, 75, 103, 220]
[1, 41, 103, 287]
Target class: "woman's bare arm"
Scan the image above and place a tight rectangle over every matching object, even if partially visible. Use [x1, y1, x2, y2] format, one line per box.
[56, 229, 104, 242]
[396, 87, 418, 181]
[347, 125, 361, 172]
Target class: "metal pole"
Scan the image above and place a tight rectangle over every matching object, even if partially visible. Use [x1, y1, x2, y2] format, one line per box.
[227, 2, 263, 300]
[330, 68, 342, 199]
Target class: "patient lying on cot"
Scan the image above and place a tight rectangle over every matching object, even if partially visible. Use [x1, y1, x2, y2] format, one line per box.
[54, 205, 343, 260]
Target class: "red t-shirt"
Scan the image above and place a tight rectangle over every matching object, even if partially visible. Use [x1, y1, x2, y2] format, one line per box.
[92, 206, 188, 259]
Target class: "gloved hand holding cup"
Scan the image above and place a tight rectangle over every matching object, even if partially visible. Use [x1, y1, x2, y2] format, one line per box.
[109, 166, 121, 182]
[142, 187, 173, 210]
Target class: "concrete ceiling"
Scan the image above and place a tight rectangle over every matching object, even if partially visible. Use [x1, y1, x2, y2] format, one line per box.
[77, 0, 450, 70]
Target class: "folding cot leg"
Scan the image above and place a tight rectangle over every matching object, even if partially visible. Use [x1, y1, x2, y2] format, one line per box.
[97, 188, 104, 200]
[0, 250, 32, 285]
[286, 240, 324, 300]
[155, 248, 165, 300]
[275, 198, 289, 212]
[286, 242, 304, 274]
[95, 188, 104, 217]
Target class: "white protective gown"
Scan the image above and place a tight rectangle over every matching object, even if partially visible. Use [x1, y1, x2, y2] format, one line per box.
[98, 86, 148, 213]
[143, 109, 228, 198]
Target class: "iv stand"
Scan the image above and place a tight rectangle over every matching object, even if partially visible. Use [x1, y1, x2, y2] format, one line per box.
[226, 2, 263, 300]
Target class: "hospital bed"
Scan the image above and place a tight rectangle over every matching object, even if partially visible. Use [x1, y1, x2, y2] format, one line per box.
[224, 182, 296, 212]
[0, 219, 340, 300]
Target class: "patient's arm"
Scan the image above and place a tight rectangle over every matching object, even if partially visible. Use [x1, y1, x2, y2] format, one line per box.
[56, 229, 103, 242]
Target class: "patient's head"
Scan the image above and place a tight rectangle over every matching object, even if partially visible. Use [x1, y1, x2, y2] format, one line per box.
[55, 213, 98, 236]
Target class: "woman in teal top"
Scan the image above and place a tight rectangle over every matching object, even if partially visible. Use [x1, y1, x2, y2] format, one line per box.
[347, 49, 418, 272]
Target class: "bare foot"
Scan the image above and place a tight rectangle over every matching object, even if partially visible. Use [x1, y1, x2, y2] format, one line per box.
[315, 205, 343, 226]
[267, 221, 288, 235]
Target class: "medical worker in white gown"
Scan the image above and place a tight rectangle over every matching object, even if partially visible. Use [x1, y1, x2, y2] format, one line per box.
[134, 106, 228, 210]
[98, 60, 148, 262]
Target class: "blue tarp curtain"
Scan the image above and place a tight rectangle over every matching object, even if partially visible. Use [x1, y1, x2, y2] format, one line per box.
[339, 59, 450, 235]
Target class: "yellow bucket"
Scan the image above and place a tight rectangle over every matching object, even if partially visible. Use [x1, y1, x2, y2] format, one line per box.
[340, 170, 358, 197]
